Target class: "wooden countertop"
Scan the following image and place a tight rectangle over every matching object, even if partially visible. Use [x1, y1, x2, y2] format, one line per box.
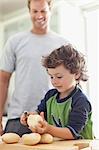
[0, 136, 99, 150]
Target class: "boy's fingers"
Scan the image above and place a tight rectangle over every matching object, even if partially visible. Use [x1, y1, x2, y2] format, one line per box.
[36, 127, 44, 134]
[20, 114, 28, 126]
[29, 126, 36, 132]
[37, 122, 42, 128]
[40, 112, 44, 120]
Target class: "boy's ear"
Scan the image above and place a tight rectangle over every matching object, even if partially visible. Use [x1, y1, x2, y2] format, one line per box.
[75, 73, 80, 80]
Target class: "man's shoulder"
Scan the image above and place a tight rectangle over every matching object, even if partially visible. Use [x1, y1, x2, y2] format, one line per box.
[5, 31, 31, 48]
[9, 31, 30, 41]
[49, 31, 67, 40]
[48, 31, 69, 46]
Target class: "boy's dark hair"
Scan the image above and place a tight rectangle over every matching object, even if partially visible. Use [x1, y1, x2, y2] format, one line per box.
[42, 44, 88, 82]
[27, 0, 53, 10]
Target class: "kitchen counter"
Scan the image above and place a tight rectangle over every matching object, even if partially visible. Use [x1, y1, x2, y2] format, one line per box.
[0, 136, 99, 150]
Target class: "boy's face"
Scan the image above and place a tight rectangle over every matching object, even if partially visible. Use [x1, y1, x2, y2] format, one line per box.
[29, 0, 51, 33]
[47, 64, 79, 97]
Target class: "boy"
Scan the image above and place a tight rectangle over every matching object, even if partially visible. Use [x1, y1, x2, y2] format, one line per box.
[21, 44, 94, 139]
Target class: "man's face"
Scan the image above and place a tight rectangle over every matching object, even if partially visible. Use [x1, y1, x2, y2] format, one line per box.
[29, 0, 51, 33]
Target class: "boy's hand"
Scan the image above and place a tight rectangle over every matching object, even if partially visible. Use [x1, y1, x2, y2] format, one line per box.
[20, 111, 35, 126]
[20, 111, 39, 126]
[20, 111, 29, 126]
[29, 112, 49, 134]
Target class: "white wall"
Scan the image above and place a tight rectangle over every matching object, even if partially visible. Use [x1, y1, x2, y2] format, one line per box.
[85, 9, 99, 139]
[54, 1, 85, 51]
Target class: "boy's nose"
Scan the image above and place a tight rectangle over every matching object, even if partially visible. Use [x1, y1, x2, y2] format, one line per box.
[52, 79, 58, 85]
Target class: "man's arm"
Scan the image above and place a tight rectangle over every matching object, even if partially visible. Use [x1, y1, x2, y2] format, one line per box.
[0, 70, 11, 135]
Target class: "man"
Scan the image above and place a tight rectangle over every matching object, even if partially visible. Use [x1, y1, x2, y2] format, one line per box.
[0, 0, 67, 136]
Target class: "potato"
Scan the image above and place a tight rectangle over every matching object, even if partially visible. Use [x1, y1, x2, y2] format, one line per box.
[1, 133, 20, 144]
[22, 133, 41, 145]
[40, 133, 54, 144]
[27, 114, 43, 128]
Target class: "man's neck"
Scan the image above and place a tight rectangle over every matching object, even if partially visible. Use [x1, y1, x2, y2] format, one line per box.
[31, 27, 49, 35]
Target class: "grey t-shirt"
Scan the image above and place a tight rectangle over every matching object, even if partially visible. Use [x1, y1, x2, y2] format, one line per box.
[0, 31, 68, 119]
